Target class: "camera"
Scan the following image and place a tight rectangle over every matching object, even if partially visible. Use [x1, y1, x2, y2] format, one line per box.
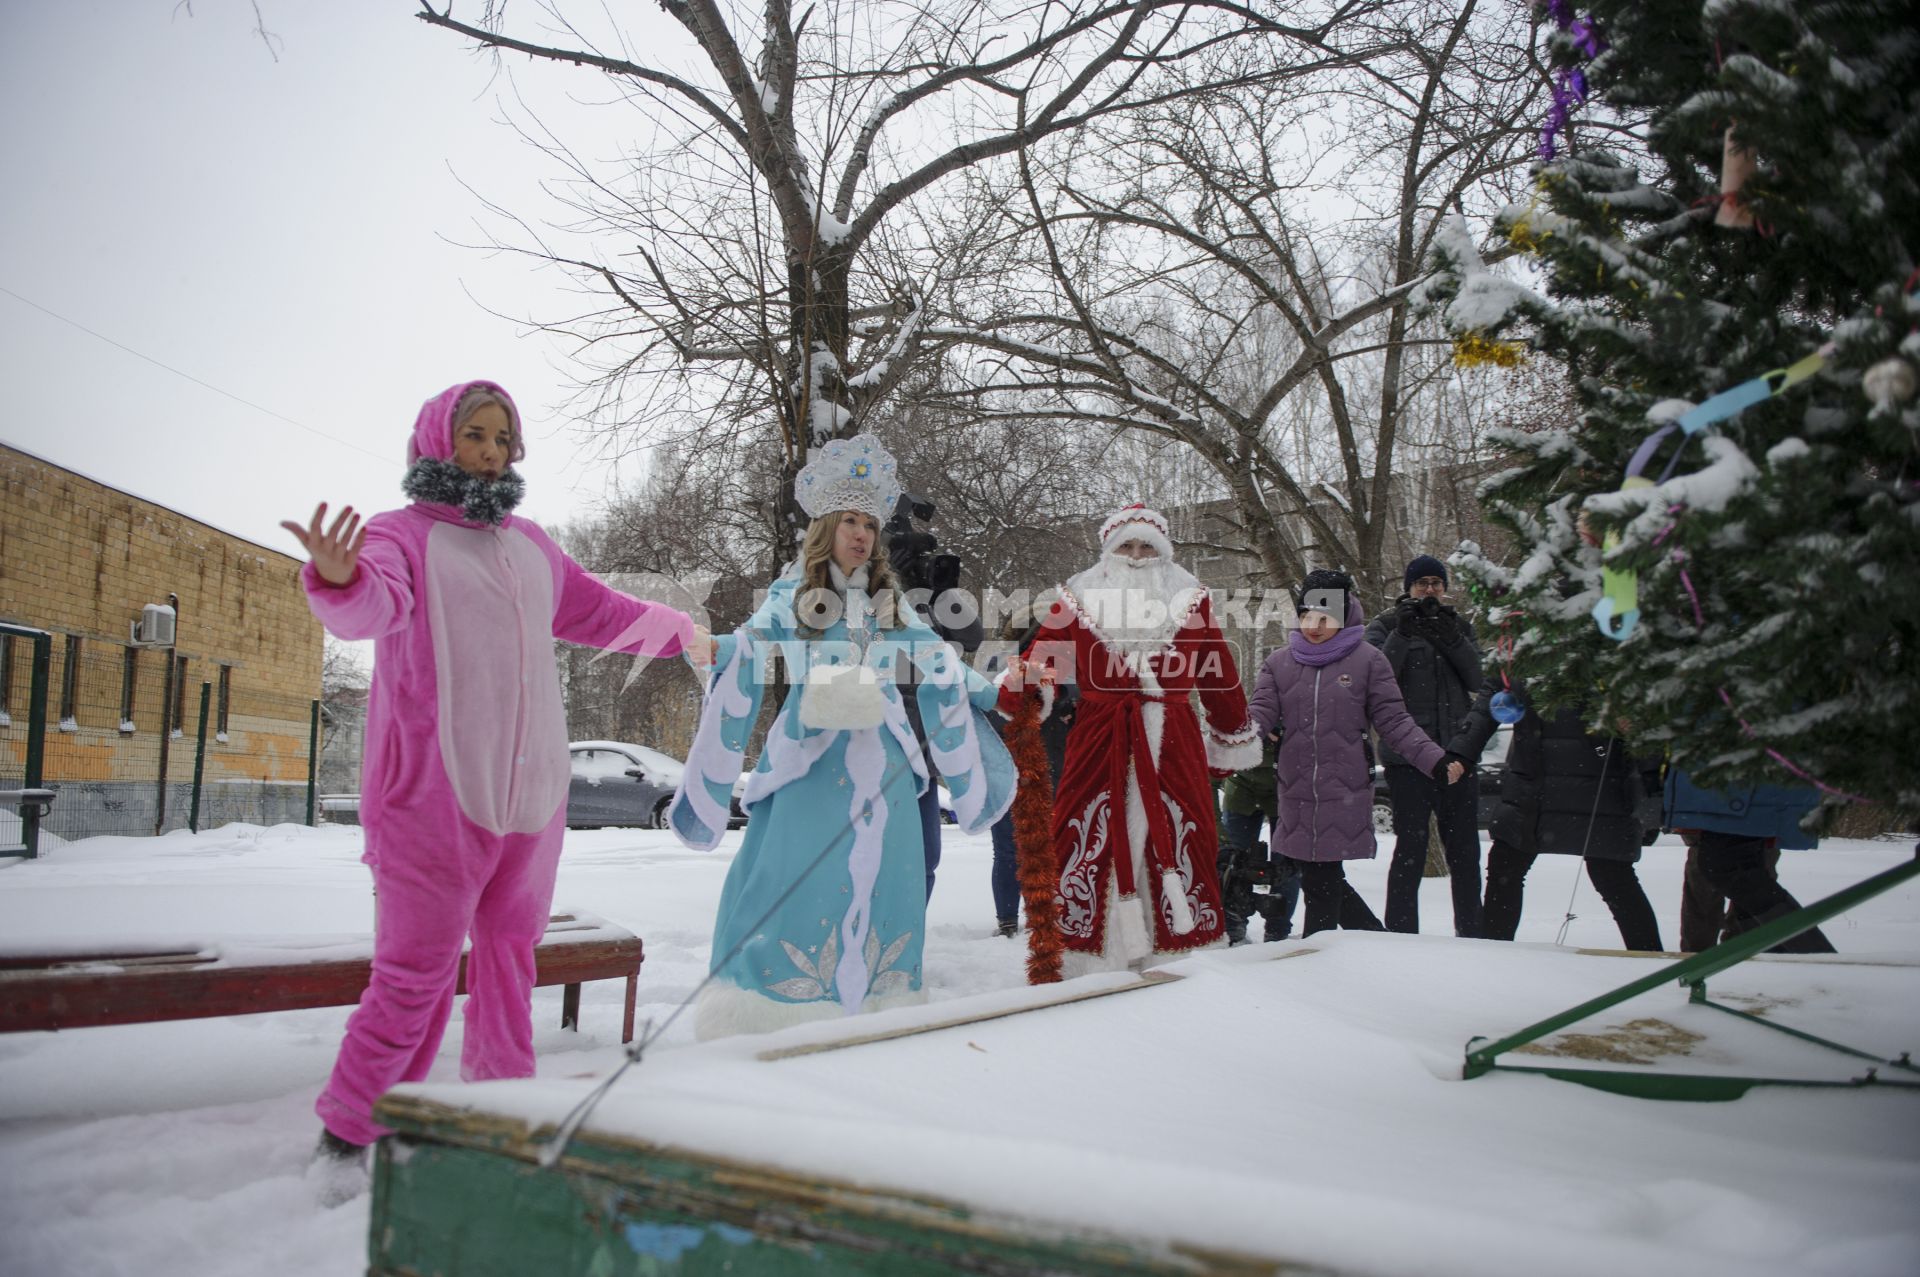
[886, 493, 980, 651]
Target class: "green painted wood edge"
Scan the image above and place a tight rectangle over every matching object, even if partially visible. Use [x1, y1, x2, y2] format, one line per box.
[1464, 855, 1920, 1080]
[371, 1094, 1312, 1276]
[1480, 1062, 1920, 1102]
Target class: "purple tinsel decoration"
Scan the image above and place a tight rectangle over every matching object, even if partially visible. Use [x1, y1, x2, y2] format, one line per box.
[1538, 6, 1608, 160]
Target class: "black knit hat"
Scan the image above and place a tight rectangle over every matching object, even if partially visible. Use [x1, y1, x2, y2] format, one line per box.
[1404, 554, 1449, 592]
[1295, 568, 1354, 618]
[1301, 568, 1354, 596]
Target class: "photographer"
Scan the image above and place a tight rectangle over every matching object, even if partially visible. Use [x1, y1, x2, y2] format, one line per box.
[1215, 736, 1300, 945]
[886, 493, 984, 901]
[1363, 555, 1488, 937]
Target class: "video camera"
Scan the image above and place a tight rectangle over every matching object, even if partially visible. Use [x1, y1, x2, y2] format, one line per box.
[885, 493, 981, 652]
[885, 493, 965, 601]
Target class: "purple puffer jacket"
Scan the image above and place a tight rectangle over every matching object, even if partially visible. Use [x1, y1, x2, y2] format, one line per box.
[1248, 612, 1447, 862]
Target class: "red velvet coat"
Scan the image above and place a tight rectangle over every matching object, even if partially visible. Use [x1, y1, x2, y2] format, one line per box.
[999, 586, 1259, 960]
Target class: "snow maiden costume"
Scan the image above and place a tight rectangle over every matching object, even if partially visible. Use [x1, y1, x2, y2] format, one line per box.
[301, 380, 696, 1148]
[998, 505, 1260, 976]
[670, 435, 1015, 1040]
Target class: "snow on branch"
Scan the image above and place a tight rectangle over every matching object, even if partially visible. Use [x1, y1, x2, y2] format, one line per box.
[1429, 210, 1540, 334]
[1585, 434, 1760, 547]
[846, 294, 925, 391]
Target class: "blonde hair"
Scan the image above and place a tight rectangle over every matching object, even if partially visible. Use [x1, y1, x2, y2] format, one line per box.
[796, 510, 902, 634]
[452, 386, 523, 461]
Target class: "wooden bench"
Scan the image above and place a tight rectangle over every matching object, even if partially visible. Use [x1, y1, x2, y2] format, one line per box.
[0, 912, 644, 1043]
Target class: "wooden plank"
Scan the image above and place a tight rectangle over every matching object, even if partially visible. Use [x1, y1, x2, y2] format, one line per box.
[755, 970, 1185, 1062]
[752, 948, 1319, 1063]
[0, 917, 644, 1034]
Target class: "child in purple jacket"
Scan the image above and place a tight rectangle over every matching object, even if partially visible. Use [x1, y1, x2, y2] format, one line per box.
[281, 380, 702, 1203]
[1248, 570, 1465, 935]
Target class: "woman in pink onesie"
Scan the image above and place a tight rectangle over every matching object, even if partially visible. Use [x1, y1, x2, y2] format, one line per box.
[282, 380, 700, 1196]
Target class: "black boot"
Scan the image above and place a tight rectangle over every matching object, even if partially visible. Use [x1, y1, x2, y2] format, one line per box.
[308, 1129, 371, 1208]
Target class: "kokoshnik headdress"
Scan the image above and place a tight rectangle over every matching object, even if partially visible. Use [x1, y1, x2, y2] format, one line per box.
[794, 433, 903, 523]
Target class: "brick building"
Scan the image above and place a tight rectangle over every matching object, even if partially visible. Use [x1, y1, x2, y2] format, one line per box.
[0, 443, 323, 843]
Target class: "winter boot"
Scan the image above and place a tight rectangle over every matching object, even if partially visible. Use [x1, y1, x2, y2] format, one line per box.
[994, 917, 1019, 938]
[307, 1128, 372, 1208]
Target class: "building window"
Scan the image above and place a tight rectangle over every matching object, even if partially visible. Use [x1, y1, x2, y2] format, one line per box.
[217, 665, 231, 741]
[59, 635, 82, 731]
[120, 646, 139, 733]
[172, 656, 189, 738]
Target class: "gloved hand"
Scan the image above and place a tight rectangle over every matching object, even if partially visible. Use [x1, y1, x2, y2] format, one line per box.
[1394, 595, 1421, 636]
[1432, 752, 1470, 783]
[1420, 604, 1462, 645]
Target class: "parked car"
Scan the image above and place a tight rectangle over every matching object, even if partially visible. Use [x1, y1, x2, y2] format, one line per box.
[566, 741, 685, 830]
[1370, 722, 1513, 835]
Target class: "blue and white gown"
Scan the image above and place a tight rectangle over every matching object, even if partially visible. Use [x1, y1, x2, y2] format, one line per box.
[669, 569, 1015, 1040]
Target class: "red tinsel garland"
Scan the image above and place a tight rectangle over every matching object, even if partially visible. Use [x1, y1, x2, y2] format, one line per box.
[1007, 689, 1063, 984]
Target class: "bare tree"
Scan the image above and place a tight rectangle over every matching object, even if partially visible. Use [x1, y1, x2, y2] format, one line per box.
[417, 0, 1385, 542]
[914, 0, 1547, 599]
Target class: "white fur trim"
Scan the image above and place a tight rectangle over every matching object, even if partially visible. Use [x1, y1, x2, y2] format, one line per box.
[693, 980, 927, 1042]
[1206, 720, 1262, 773]
[1136, 658, 1168, 765]
[1099, 506, 1174, 559]
[799, 662, 889, 731]
[1162, 870, 1196, 935]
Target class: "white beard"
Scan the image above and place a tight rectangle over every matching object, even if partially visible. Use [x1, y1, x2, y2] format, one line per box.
[1065, 554, 1202, 661]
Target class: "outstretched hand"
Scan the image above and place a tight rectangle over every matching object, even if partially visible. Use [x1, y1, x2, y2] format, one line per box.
[1006, 655, 1057, 687]
[689, 625, 717, 669]
[280, 503, 364, 586]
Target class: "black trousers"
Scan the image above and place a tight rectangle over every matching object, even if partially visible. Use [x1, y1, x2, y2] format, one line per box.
[1691, 830, 1835, 954]
[1291, 858, 1385, 937]
[1382, 765, 1484, 937]
[1482, 841, 1664, 952]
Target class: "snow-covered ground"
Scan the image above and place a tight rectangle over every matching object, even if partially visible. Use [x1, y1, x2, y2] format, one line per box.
[1, 823, 1915, 1276]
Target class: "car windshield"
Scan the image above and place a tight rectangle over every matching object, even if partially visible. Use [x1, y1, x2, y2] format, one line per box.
[1481, 724, 1513, 767]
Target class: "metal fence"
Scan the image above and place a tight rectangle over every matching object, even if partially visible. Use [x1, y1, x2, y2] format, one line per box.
[1, 626, 319, 853]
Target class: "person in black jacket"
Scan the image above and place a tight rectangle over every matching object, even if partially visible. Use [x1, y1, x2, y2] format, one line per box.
[1364, 555, 1489, 937]
[1458, 681, 1666, 952]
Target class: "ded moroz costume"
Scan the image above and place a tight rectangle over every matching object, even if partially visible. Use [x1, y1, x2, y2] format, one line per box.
[999, 505, 1260, 976]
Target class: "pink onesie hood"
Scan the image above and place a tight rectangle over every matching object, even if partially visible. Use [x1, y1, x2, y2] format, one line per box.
[408, 380, 526, 465]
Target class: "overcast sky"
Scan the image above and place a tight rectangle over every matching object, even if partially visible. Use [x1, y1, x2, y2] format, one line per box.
[2, 1, 693, 557]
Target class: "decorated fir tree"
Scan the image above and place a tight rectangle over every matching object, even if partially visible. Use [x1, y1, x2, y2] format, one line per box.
[1425, 0, 1919, 818]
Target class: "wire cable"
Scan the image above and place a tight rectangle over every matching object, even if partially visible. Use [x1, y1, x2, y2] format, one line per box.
[0, 282, 392, 464]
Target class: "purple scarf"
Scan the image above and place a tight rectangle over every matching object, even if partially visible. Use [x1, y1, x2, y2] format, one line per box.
[1287, 597, 1368, 667]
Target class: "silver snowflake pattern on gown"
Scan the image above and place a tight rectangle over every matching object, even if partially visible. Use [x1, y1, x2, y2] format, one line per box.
[1058, 791, 1110, 940]
[767, 921, 914, 1002]
[1159, 793, 1218, 935]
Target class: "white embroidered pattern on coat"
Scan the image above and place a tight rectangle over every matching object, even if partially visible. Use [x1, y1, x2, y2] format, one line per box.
[1058, 791, 1110, 940]
[1158, 793, 1219, 936]
[767, 921, 915, 1003]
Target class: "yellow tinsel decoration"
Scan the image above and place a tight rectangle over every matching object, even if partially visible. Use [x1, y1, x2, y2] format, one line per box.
[1507, 216, 1550, 254]
[1452, 333, 1529, 369]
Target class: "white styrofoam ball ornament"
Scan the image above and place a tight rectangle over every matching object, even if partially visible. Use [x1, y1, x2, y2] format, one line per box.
[1862, 356, 1917, 409]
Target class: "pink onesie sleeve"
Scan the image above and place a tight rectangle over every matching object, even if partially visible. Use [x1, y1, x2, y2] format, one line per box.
[301, 524, 417, 640]
[550, 551, 695, 659]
